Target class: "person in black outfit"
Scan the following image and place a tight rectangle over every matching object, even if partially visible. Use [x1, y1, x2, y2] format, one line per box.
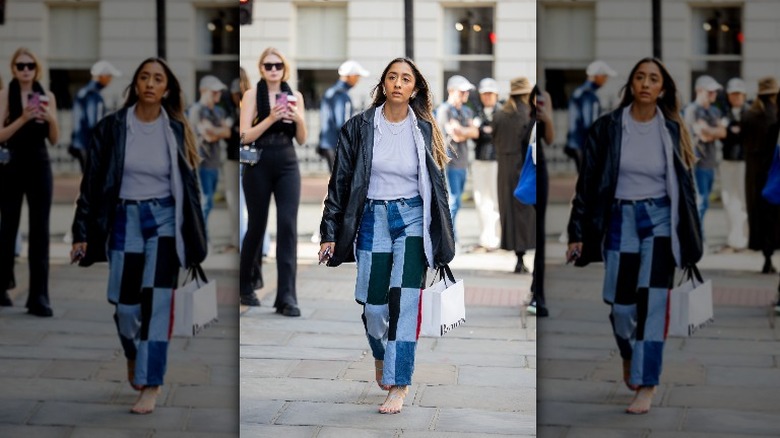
[0, 47, 60, 317]
[239, 47, 307, 316]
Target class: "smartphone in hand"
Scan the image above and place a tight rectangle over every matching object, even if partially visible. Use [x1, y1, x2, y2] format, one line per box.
[276, 93, 292, 123]
[318, 246, 331, 265]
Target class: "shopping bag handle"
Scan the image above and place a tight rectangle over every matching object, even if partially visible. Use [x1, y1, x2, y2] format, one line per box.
[182, 264, 208, 286]
[438, 264, 456, 286]
[677, 264, 703, 287]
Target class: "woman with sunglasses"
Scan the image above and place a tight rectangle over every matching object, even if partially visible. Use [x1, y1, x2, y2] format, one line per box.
[239, 47, 307, 315]
[70, 58, 207, 414]
[0, 47, 60, 317]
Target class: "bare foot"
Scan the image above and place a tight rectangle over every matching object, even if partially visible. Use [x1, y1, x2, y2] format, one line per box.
[127, 360, 143, 391]
[374, 360, 391, 391]
[131, 386, 161, 414]
[622, 360, 639, 391]
[626, 386, 656, 414]
[378, 385, 408, 414]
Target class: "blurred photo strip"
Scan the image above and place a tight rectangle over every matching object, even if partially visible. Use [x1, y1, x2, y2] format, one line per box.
[0, 0, 239, 431]
[538, 0, 780, 435]
[240, 0, 537, 435]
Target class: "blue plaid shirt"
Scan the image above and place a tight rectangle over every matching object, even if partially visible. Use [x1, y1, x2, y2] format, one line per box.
[71, 80, 106, 150]
[567, 80, 601, 151]
[319, 80, 354, 150]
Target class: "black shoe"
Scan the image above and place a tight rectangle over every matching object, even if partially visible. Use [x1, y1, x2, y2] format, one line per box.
[240, 292, 261, 307]
[536, 305, 549, 317]
[514, 262, 531, 274]
[761, 260, 777, 274]
[27, 306, 53, 317]
[276, 303, 301, 317]
[0, 291, 12, 307]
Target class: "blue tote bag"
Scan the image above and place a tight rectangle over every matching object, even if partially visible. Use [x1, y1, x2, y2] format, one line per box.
[514, 123, 536, 205]
[762, 145, 780, 205]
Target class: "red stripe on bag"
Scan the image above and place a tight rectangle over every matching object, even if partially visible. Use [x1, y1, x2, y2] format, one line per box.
[168, 289, 176, 340]
[664, 288, 670, 339]
[416, 288, 423, 340]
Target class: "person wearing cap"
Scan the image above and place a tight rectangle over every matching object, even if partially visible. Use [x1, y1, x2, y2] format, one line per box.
[471, 78, 502, 251]
[719, 78, 749, 251]
[682, 75, 727, 223]
[743, 76, 780, 275]
[435, 74, 479, 245]
[566, 60, 617, 173]
[493, 77, 535, 274]
[70, 60, 121, 172]
[187, 75, 231, 232]
[318, 60, 369, 172]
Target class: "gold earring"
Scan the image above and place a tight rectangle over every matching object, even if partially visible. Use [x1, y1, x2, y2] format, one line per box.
[382, 87, 386, 96]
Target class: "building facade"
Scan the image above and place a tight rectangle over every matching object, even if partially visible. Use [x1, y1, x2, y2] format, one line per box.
[241, 0, 536, 145]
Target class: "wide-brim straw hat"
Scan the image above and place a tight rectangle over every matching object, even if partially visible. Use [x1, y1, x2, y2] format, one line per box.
[758, 76, 779, 95]
[510, 77, 532, 95]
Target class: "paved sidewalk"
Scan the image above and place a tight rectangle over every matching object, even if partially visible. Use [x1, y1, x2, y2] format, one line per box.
[538, 175, 780, 437]
[1, 180, 239, 437]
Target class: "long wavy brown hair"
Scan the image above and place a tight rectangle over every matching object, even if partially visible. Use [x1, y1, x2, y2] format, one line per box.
[123, 57, 199, 168]
[618, 57, 696, 169]
[370, 57, 450, 169]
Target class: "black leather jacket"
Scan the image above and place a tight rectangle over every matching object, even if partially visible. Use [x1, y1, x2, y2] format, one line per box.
[71, 108, 207, 268]
[320, 107, 455, 267]
[567, 107, 702, 267]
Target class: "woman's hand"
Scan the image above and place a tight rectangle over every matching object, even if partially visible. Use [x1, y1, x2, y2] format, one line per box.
[269, 103, 286, 123]
[21, 103, 37, 123]
[318, 242, 334, 265]
[566, 242, 582, 264]
[70, 242, 87, 264]
[286, 102, 304, 124]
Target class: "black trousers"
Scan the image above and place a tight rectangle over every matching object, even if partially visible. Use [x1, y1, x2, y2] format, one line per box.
[240, 145, 301, 308]
[0, 157, 52, 310]
[530, 154, 548, 307]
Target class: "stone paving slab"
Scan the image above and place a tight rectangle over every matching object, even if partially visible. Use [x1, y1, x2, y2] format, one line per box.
[240, 424, 318, 437]
[185, 407, 237, 433]
[434, 408, 535, 436]
[458, 365, 536, 387]
[69, 428, 150, 438]
[665, 386, 780, 412]
[241, 377, 368, 403]
[274, 401, 436, 429]
[240, 358, 300, 378]
[539, 401, 683, 430]
[28, 401, 189, 429]
[241, 345, 365, 361]
[0, 425, 72, 438]
[289, 359, 351, 379]
[683, 408, 780, 435]
[419, 385, 535, 412]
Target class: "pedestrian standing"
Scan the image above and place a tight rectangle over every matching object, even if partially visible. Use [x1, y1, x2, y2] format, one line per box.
[566, 57, 702, 414]
[493, 77, 535, 274]
[318, 60, 369, 172]
[70, 57, 207, 414]
[471, 78, 502, 251]
[223, 77, 242, 252]
[318, 57, 454, 414]
[0, 47, 60, 316]
[683, 75, 727, 223]
[436, 75, 479, 247]
[239, 47, 307, 315]
[719, 78, 749, 251]
[188, 75, 231, 233]
[743, 77, 780, 274]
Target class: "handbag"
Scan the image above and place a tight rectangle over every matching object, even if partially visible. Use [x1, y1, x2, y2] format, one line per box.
[0, 145, 10, 165]
[514, 124, 536, 205]
[419, 265, 466, 337]
[668, 264, 714, 337]
[173, 265, 218, 337]
[761, 144, 780, 204]
[239, 132, 261, 166]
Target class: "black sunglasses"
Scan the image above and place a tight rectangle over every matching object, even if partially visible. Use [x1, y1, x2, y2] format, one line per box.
[15, 62, 36, 71]
[263, 62, 284, 72]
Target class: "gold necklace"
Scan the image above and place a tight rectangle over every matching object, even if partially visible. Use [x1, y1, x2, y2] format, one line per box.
[382, 108, 406, 135]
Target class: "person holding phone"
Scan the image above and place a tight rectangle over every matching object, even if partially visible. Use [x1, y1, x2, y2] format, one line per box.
[318, 57, 455, 414]
[70, 57, 207, 414]
[239, 47, 307, 314]
[0, 47, 59, 316]
[566, 58, 702, 414]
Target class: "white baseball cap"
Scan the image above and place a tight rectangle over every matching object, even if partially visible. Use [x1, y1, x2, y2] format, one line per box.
[694, 75, 722, 92]
[478, 78, 499, 94]
[586, 60, 617, 77]
[447, 75, 475, 91]
[199, 75, 227, 91]
[338, 60, 370, 77]
[726, 78, 746, 94]
[90, 60, 122, 77]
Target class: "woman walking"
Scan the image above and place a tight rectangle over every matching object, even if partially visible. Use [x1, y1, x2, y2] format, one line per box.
[0, 47, 60, 316]
[71, 57, 207, 414]
[239, 47, 307, 315]
[566, 58, 702, 414]
[318, 57, 454, 414]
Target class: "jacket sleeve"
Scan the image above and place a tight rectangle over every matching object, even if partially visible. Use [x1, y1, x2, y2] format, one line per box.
[71, 119, 107, 244]
[320, 120, 357, 242]
[567, 118, 603, 244]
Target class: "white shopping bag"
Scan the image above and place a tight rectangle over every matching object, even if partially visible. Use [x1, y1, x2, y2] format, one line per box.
[173, 265, 218, 337]
[420, 265, 466, 337]
[668, 265, 714, 337]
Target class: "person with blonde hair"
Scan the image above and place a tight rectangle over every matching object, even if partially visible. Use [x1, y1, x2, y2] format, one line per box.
[71, 57, 207, 414]
[0, 47, 60, 316]
[318, 57, 454, 414]
[567, 57, 702, 414]
[239, 47, 307, 314]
